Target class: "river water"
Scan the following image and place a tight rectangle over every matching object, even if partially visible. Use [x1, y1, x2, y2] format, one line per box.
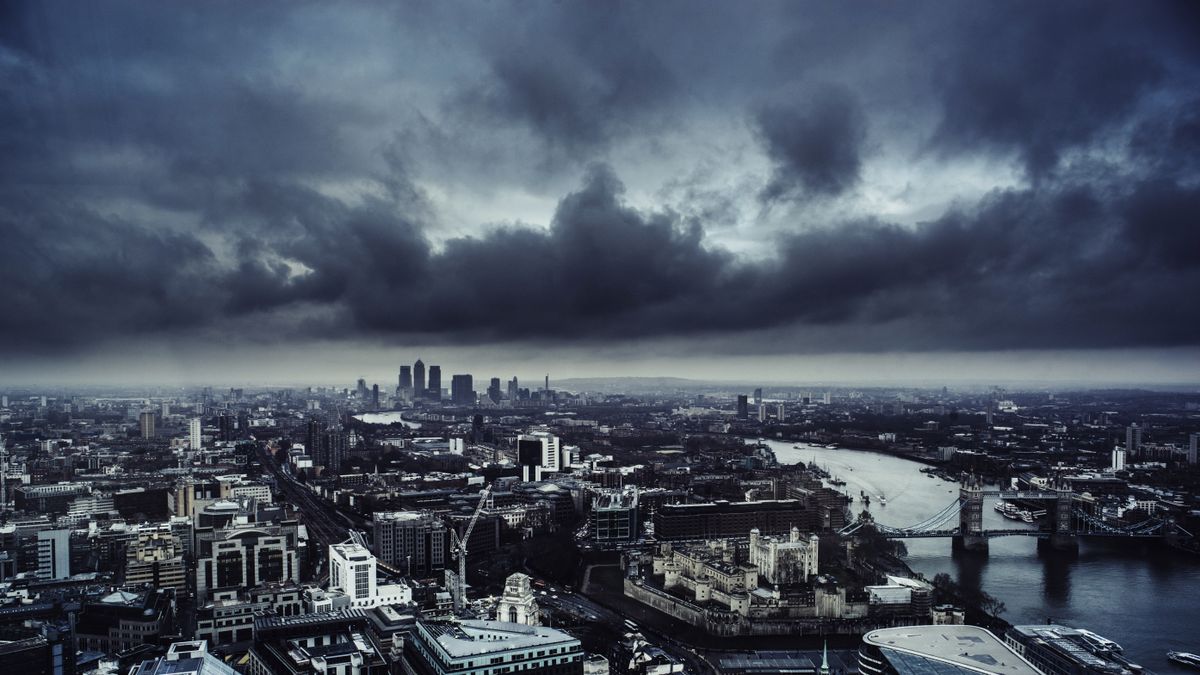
[765, 440, 1200, 673]
[352, 411, 421, 428]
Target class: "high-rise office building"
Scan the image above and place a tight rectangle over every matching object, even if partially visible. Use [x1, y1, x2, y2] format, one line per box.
[189, 417, 202, 450]
[753, 388, 763, 405]
[508, 377, 519, 403]
[371, 384, 380, 410]
[1189, 432, 1198, 465]
[328, 541, 377, 607]
[1126, 423, 1142, 457]
[37, 529, 71, 580]
[1111, 447, 1126, 472]
[428, 365, 442, 400]
[414, 360, 426, 399]
[140, 411, 156, 439]
[736, 395, 749, 419]
[451, 375, 474, 405]
[322, 429, 347, 472]
[373, 511, 447, 577]
[356, 378, 368, 400]
[758, 403, 767, 422]
[488, 378, 502, 403]
[517, 431, 561, 481]
[218, 414, 234, 441]
[399, 365, 413, 391]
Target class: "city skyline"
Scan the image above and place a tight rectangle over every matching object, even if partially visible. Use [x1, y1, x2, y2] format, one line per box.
[2, 2, 1199, 385]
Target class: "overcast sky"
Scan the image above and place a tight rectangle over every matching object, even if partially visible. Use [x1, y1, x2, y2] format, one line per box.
[2, 1, 1199, 386]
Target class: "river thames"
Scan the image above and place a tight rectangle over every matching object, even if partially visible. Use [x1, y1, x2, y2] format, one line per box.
[765, 439, 1200, 673]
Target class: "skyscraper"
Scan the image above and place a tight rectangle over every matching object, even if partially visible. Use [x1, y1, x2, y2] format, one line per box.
[399, 365, 412, 391]
[753, 387, 763, 405]
[414, 360, 426, 399]
[428, 365, 442, 401]
[1126, 423, 1142, 457]
[736, 395, 749, 419]
[305, 419, 325, 460]
[189, 418, 202, 450]
[140, 411, 157, 439]
[451, 375, 474, 405]
[488, 378, 502, 403]
[356, 378, 368, 400]
[1189, 432, 1198, 465]
[372, 384, 380, 410]
[508, 377, 519, 403]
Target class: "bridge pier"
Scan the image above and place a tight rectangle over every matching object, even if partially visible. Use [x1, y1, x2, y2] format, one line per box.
[1038, 533, 1079, 553]
[955, 477, 988, 554]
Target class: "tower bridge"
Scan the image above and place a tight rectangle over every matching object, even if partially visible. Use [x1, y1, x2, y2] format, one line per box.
[838, 479, 1194, 555]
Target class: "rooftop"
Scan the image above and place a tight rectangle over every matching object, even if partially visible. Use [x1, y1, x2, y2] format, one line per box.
[421, 619, 578, 660]
[864, 625, 1041, 675]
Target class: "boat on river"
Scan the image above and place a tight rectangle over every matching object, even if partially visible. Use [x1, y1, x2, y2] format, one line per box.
[1168, 652, 1200, 669]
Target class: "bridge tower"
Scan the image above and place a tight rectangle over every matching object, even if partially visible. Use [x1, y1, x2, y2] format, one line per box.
[953, 475, 988, 553]
[1044, 485, 1078, 552]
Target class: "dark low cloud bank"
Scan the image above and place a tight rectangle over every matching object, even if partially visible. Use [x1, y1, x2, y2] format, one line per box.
[4, 164, 1198, 353]
[0, 1, 1198, 355]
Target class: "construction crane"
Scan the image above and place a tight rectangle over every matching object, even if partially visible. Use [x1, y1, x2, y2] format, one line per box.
[449, 484, 492, 612]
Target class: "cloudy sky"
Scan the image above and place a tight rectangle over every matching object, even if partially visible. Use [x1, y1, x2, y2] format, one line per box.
[2, 1, 1199, 386]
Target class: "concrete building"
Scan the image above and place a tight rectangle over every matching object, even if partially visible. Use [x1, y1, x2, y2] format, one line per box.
[139, 411, 157, 439]
[189, 417, 202, 450]
[36, 529, 70, 580]
[405, 619, 583, 675]
[858, 625, 1040, 675]
[124, 528, 187, 591]
[130, 641, 238, 675]
[75, 589, 175, 655]
[249, 609, 387, 675]
[495, 573, 540, 626]
[652, 499, 817, 541]
[517, 431, 561, 482]
[373, 510, 447, 577]
[195, 522, 301, 601]
[1110, 447, 1126, 472]
[589, 489, 639, 544]
[748, 526, 818, 585]
[1125, 423, 1142, 457]
[328, 540, 412, 609]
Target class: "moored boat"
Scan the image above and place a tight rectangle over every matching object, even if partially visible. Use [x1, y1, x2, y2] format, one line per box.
[1168, 652, 1200, 669]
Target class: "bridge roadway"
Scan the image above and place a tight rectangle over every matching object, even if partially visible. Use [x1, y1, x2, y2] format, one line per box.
[878, 528, 1168, 539]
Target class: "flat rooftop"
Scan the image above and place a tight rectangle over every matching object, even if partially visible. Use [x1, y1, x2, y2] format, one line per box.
[422, 619, 577, 659]
[864, 625, 1041, 675]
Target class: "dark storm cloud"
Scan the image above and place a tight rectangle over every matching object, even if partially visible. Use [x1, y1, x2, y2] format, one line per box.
[1, 0, 1198, 357]
[450, 3, 678, 158]
[754, 85, 867, 201]
[927, 2, 1182, 178]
